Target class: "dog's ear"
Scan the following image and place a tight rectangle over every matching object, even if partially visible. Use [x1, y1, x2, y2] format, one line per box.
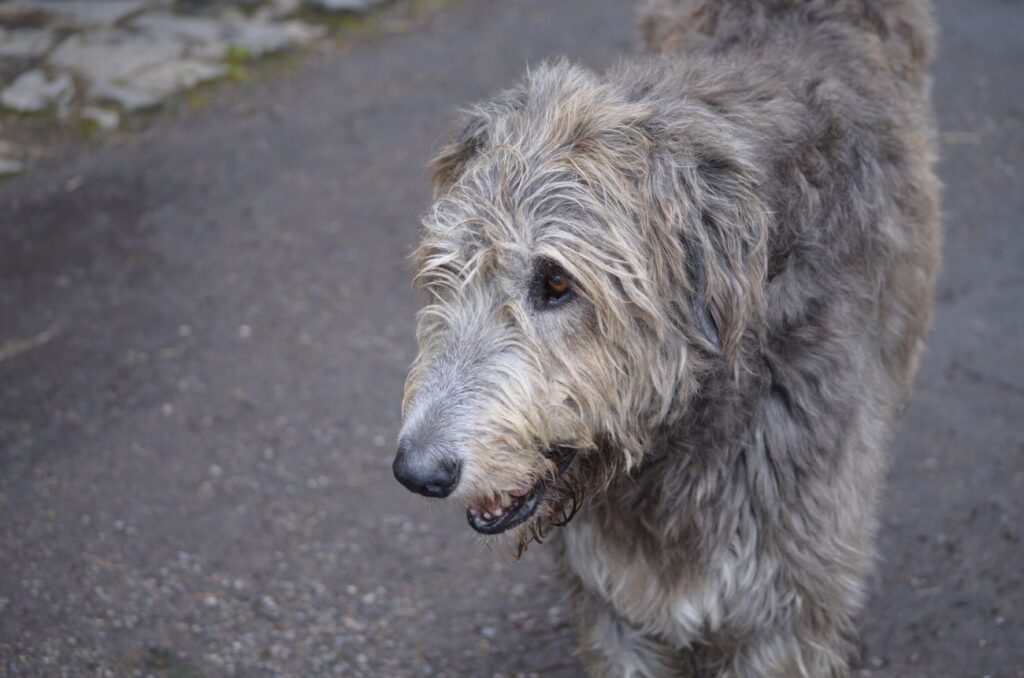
[430, 89, 528, 195]
[647, 134, 769, 376]
[429, 109, 490, 196]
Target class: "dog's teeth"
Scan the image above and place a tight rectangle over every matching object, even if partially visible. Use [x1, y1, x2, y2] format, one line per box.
[501, 494, 512, 508]
[482, 512, 492, 520]
[493, 507, 503, 517]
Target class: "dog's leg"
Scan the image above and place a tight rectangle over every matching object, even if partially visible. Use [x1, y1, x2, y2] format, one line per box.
[720, 615, 856, 678]
[570, 586, 693, 678]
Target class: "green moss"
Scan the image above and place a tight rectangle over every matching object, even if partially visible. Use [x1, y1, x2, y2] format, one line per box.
[185, 90, 211, 109]
[79, 117, 101, 137]
[331, 11, 370, 31]
[225, 62, 250, 82]
[300, 7, 371, 34]
[226, 44, 254, 63]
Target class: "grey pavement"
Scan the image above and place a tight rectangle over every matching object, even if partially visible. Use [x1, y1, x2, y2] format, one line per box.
[1, 1, 1022, 676]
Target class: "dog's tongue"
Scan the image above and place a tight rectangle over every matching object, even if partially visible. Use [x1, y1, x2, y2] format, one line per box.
[510, 482, 533, 498]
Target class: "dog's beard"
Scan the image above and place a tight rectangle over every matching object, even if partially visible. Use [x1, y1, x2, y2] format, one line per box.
[510, 444, 623, 558]
[513, 467, 588, 557]
[462, 435, 625, 557]
[465, 445, 585, 549]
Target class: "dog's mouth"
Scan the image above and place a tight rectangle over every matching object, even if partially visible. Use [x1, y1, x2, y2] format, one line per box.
[465, 447, 577, 536]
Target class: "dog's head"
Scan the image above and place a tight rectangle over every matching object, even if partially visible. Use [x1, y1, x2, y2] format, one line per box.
[394, 61, 767, 545]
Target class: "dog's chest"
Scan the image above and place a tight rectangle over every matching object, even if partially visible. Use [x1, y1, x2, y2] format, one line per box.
[562, 515, 727, 646]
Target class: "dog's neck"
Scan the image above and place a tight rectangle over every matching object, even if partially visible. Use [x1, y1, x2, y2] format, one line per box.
[575, 362, 759, 562]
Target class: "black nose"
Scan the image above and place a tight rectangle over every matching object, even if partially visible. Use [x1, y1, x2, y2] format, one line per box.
[392, 441, 461, 498]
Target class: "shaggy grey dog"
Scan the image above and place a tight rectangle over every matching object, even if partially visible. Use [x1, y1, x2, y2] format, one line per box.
[393, 1, 941, 675]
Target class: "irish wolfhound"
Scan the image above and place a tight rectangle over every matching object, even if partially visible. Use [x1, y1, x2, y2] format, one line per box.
[393, 0, 941, 675]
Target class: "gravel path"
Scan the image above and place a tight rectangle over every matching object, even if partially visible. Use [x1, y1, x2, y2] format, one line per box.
[1, 1, 1021, 676]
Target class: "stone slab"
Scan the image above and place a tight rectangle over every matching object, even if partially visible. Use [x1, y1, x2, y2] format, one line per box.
[130, 12, 232, 60]
[87, 80, 163, 111]
[82, 106, 121, 131]
[48, 28, 185, 83]
[0, 0, 161, 28]
[130, 12, 224, 44]
[0, 157, 25, 175]
[0, 140, 25, 175]
[1, 69, 74, 112]
[0, 27, 59, 59]
[127, 59, 227, 96]
[224, 17, 325, 57]
[266, 0, 303, 19]
[88, 59, 226, 110]
[306, 0, 378, 11]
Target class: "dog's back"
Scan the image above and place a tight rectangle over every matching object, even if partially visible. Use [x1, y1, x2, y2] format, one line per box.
[640, 0, 935, 92]
[631, 0, 941, 401]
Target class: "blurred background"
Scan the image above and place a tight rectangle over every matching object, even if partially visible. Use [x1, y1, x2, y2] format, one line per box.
[0, 0, 1021, 676]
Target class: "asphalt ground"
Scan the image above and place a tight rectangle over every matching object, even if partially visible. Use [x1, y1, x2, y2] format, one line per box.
[1, 1, 1022, 676]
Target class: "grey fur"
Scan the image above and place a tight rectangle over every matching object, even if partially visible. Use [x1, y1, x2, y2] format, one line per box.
[398, 1, 941, 675]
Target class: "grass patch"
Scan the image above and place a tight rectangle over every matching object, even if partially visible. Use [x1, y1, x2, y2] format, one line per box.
[226, 44, 254, 63]
[185, 89, 212, 109]
[79, 117, 101, 137]
[225, 62, 250, 82]
[301, 7, 372, 34]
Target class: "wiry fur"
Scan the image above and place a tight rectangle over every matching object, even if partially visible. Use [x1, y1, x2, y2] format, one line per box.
[399, 1, 941, 675]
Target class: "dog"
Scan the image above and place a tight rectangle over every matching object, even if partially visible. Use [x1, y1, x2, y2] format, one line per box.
[393, 1, 941, 675]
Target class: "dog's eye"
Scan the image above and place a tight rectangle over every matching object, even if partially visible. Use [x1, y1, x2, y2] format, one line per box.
[536, 267, 574, 308]
[546, 274, 569, 298]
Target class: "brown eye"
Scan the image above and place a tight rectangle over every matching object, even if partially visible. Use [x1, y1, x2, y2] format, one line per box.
[546, 274, 569, 297]
[536, 265, 574, 309]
